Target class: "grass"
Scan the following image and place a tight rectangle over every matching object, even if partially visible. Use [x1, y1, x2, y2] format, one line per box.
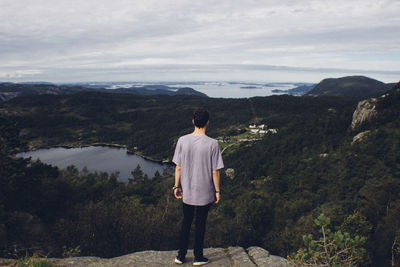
[16, 256, 55, 267]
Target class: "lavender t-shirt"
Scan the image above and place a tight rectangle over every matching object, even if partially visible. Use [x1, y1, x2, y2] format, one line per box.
[173, 134, 224, 206]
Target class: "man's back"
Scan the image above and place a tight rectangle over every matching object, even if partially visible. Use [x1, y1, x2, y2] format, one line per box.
[172, 108, 223, 265]
[173, 134, 224, 206]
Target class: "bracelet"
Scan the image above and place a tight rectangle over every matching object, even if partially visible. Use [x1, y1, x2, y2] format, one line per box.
[172, 186, 180, 190]
[215, 191, 220, 193]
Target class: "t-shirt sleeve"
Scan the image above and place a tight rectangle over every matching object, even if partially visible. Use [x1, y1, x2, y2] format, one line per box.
[212, 141, 224, 170]
[172, 138, 182, 166]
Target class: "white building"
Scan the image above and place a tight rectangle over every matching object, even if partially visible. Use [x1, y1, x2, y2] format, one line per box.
[250, 129, 259, 134]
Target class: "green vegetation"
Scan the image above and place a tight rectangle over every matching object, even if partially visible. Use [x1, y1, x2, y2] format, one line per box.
[61, 245, 81, 258]
[16, 256, 54, 267]
[0, 92, 357, 160]
[289, 214, 367, 266]
[0, 83, 399, 266]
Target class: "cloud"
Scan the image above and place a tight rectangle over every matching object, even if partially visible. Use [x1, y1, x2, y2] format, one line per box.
[0, 69, 42, 79]
[0, 0, 399, 82]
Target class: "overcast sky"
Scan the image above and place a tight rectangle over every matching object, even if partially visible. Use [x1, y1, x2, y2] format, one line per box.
[0, 0, 399, 83]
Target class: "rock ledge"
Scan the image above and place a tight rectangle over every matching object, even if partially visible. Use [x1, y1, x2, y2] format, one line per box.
[0, 246, 289, 267]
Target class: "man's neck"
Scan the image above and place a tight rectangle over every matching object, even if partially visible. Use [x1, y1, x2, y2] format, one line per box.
[192, 126, 207, 136]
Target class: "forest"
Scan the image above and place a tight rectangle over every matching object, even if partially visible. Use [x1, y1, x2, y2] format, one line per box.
[0, 83, 399, 266]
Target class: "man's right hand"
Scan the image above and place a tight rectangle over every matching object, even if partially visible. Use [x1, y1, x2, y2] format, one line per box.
[215, 192, 220, 204]
[174, 188, 183, 199]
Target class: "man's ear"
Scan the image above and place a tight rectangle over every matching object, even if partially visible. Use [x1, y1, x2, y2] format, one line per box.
[192, 119, 195, 125]
[206, 120, 210, 126]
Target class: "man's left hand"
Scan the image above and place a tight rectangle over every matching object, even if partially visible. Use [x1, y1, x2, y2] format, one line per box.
[174, 188, 183, 199]
[215, 192, 220, 204]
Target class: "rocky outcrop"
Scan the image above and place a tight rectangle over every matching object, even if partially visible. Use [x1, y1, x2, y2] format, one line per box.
[225, 168, 235, 179]
[0, 247, 289, 267]
[350, 82, 400, 137]
[248, 247, 289, 267]
[352, 130, 371, 145]
[0, 92, 20, 102]
[350, 98, 378, 131]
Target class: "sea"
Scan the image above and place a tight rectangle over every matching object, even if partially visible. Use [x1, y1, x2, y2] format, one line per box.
[78, 81, 309, 98]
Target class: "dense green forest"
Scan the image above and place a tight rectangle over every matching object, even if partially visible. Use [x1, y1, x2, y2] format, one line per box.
[0, 83, 399, 266]
[0, 92, 357, 160]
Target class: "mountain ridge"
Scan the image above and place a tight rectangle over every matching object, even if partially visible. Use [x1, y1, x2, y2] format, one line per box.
[306, 75, 392, 98]
[0, 82, 207, 101]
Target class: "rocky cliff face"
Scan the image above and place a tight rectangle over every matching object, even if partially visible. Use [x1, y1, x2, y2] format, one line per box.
[350, 82, 399, 141]
[350, 98, 378, 131]
[0, 247, 289, 267]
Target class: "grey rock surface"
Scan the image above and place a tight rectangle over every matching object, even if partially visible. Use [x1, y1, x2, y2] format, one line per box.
[352, 130, 371, 144]
[265, 255, 290, 267]
[227, 246, 256, 267]
[247, 247, 289, 267]
[49, 256, 105, 267]
[351, 98, 378, 130]
[0, 246, 289, 267]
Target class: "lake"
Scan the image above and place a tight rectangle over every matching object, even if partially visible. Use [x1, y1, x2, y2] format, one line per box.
[17, 146, 170, 182]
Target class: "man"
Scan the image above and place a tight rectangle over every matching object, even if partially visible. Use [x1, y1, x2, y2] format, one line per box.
[172, 108, 224, 266]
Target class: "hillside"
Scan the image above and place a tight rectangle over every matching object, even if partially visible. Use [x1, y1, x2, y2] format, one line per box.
[272, 84, 315, 96]
[115, 85, 208, 97]
[0, 83, 90, 101]
[0, 92, 357, 160]
[306, 75, 392, 98]
[1, 84, 399, 266]
[0, 83, 207, 102]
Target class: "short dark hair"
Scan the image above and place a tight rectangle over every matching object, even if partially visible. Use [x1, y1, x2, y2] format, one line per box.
[193, 108, 209, 128]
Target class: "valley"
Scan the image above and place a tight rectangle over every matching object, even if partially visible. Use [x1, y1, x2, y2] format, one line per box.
[0, 81, 399, 266]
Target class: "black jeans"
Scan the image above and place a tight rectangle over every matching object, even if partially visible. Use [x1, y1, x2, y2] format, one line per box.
[178, 202, 211, 259]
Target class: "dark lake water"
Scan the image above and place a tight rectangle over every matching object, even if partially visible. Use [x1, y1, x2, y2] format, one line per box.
[17, 146, 169, 182]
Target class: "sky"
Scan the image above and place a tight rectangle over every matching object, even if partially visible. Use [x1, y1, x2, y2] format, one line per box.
[0, 0, 399, 83]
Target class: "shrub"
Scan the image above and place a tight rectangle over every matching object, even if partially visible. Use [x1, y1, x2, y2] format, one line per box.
[289, 213, 367, 266]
